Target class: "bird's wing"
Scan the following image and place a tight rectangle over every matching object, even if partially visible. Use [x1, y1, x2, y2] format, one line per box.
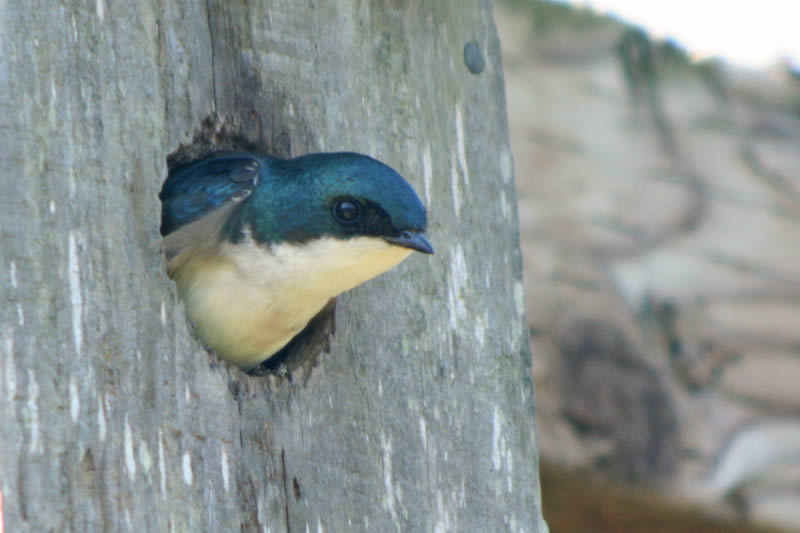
[159, 153, 262, 236]
[157, 154, 263, 276]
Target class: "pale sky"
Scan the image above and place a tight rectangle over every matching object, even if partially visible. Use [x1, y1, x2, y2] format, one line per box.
[571, 0, 800, 69]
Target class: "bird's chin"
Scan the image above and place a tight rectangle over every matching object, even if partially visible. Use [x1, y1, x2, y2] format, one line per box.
[238, 236, 413, 296]
[326, 238, 413, 291]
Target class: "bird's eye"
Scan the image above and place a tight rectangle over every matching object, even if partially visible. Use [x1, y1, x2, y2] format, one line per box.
[333, 199, 361, 224]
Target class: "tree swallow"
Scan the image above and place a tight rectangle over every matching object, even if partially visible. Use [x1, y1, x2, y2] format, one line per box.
[159, 152, 433, 371]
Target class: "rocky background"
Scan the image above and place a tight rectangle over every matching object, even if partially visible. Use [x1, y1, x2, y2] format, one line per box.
[496, 1, 800, 531]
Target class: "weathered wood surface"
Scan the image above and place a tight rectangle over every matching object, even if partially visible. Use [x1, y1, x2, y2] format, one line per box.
[0, 1, 544, 532]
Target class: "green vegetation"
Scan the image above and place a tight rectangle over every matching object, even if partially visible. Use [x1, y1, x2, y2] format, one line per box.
[500, 0, 615, 34]
[500, 0, 731, 111]
[500, 0, 712, 70]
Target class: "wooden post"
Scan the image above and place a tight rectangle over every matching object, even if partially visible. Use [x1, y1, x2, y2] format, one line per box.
[0, 1, 545, 531]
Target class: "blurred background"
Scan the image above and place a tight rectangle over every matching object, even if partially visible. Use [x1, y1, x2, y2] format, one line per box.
[494, 1, 800, 531]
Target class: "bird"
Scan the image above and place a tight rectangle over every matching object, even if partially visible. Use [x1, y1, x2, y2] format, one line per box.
[159, 151, 433, 371]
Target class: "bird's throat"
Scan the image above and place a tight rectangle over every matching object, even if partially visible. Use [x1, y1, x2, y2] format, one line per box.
[172, 236, 413, 369]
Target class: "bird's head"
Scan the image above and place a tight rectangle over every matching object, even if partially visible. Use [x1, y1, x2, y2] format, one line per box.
[223, 152, 433, 295]
[234, 152, 431, 252]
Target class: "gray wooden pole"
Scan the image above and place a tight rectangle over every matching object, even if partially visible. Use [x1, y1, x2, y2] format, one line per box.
[0, 1, 546, 531]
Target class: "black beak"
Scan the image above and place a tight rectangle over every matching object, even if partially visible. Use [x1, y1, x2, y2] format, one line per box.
[385, 231, 434, 254]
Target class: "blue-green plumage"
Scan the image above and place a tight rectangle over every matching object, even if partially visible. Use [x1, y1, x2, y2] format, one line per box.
[161, 152, 429, 248]
[159, 151, 432, 370]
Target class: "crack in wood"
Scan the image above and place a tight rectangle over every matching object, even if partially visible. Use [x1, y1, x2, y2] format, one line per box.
[281, 449, 291, 533]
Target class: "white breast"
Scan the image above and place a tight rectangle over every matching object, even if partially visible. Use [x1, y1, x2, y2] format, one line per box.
[172, 235, 412, 370]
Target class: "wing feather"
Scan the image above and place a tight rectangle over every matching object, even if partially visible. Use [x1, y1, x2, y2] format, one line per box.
[159, 153, 262, 236]
[157, 154, 264, 275]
